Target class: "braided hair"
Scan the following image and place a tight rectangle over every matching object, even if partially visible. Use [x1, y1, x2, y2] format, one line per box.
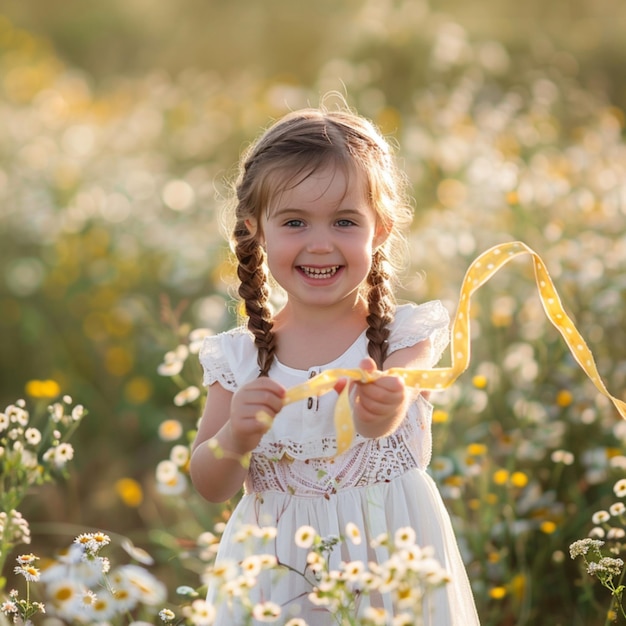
[229, 103, 413, 375]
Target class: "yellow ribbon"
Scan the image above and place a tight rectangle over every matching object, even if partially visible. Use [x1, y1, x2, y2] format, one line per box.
[281, 241, 626, 455]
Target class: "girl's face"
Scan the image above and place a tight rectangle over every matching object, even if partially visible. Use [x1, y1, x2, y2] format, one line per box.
[253, 164, 387, 314]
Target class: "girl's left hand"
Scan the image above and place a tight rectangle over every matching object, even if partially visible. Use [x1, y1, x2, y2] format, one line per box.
[337, 357, 407, 439]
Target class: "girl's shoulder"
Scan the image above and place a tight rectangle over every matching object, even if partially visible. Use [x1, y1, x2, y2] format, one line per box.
[391, 300, 450, 332]
[388, 300, 451, 365]
[198, 325, 258, 390]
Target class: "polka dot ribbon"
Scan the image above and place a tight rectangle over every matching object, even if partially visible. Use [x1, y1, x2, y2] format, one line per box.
[282, 241, 626, 455]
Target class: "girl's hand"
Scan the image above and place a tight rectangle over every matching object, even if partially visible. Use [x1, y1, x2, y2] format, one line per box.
[226, 378, 286, 454]
[350, 357, 407, 439]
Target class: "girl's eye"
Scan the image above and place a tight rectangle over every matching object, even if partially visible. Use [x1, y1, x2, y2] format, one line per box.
[336, 219, 356, 227]
[284, 219, 305, 228]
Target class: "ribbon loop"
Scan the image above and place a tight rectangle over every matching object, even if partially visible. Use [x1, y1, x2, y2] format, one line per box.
[281, 242, 626, 455]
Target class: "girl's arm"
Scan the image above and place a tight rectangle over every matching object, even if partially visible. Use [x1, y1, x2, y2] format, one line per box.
[351, 338, 432, 439]
[190, 378, 285, 503]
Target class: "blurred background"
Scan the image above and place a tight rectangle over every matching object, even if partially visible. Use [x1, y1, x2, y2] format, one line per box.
[2, 1, 626, 623]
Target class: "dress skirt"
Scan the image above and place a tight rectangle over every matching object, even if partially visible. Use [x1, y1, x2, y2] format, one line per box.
[206, 468, 480, 625]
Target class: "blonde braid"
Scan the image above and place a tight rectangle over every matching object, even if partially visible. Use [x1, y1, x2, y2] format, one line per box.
[365, 249, 395, 369]
[234, 221, 277, 376]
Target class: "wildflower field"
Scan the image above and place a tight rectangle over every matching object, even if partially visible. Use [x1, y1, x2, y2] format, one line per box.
[2, 0, 626, 624]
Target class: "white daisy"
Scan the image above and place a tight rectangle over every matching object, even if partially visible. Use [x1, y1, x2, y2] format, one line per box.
[345, 522, 362, 546]
[294, 525, 317, 549]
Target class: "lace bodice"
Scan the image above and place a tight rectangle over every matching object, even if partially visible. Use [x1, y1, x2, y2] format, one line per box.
[199, 301, 450, 495]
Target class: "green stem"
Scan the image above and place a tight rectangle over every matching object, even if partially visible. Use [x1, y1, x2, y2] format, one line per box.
[611, 565, 626, 621]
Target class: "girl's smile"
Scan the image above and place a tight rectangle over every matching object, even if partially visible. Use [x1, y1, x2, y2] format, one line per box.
[297, 264, 341, 280]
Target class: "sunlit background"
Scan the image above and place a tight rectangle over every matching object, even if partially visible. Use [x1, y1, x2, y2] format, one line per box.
[2, 1, 626, 624]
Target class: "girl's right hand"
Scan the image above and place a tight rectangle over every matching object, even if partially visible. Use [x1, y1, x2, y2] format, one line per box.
[226, 378, 286, 454]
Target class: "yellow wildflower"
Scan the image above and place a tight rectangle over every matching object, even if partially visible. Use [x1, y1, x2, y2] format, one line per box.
[115, 478, 143, 507]
[511, 471, 529, 488]
[472, 375, 488, 389]
[466, 443, 487, 456]
[489, 586, 507, 600]
[540, 521, 557, 534]
[493, 469, 509, 485]
[432, 409, 449, 423]
[556, 390, 573, 407]
[25, 379, 61, 399]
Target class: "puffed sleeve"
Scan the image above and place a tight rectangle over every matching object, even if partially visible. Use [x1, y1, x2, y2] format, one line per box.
[387, 301, 451, 367]
[198, 327, 260, 391]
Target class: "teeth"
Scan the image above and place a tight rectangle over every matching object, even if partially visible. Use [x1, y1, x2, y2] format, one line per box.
[300, 266, 339, 278]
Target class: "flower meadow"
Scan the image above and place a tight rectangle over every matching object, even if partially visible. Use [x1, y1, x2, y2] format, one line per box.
[2, 1, 626, 624]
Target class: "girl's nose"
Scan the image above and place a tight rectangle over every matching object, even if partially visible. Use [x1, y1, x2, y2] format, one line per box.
[305, 230, 334, 253]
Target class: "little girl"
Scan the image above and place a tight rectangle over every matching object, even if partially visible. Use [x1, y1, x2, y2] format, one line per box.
[190, 104, 480, 625]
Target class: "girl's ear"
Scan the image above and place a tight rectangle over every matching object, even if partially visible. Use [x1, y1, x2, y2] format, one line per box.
[373, 221, 391, 249]
[245, 218, 265, 247]
[244, 218, 258, 235]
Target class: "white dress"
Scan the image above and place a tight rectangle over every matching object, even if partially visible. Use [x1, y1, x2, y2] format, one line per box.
[199, 301, 480, 625]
